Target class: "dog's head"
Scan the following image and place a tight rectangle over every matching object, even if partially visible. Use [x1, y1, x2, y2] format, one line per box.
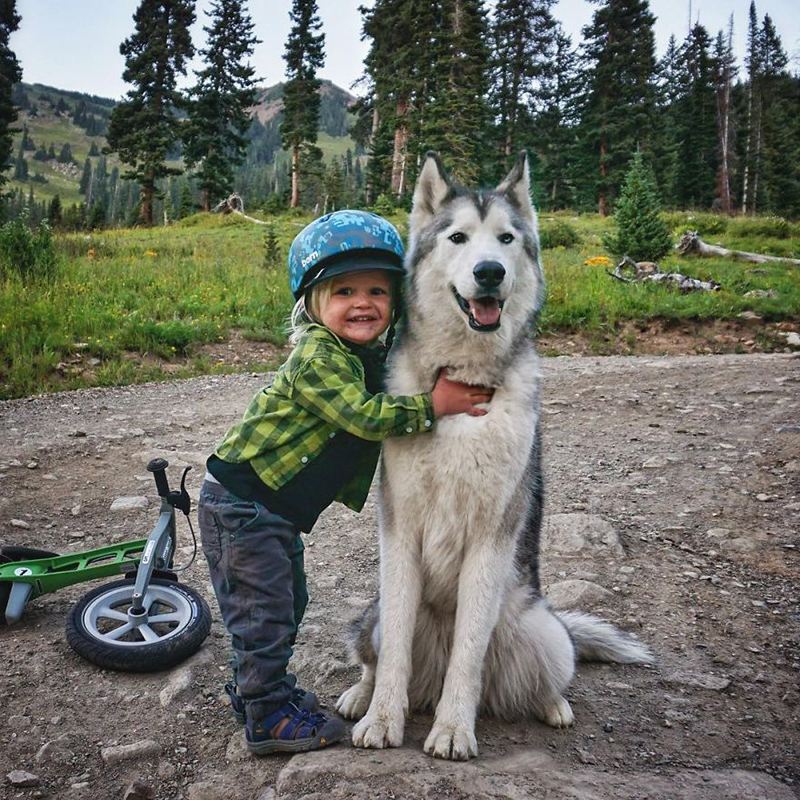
[406, 152, 544, 338]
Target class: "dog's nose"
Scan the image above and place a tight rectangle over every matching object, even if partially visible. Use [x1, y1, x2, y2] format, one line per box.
[473, 261, 506, 289]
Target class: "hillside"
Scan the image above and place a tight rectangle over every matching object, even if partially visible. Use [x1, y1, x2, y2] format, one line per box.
[4, 80, 360, 207]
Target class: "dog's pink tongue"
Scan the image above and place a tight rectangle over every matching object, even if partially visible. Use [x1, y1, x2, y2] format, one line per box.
[469, 297, 501, 326]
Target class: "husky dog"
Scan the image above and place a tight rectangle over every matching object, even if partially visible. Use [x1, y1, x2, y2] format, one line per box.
[336, 152, 652, 761]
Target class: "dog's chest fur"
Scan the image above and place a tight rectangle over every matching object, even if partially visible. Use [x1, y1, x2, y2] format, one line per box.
[382, 342, 540, 609]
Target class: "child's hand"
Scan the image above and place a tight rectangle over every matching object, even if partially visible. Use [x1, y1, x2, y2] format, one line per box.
[431, 369, 494, 418]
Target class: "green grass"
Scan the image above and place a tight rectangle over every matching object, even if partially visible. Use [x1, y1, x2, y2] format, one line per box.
[1, 210, 798, 400]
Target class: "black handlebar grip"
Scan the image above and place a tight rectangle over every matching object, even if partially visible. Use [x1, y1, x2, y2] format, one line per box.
[146, 458, 170, 498]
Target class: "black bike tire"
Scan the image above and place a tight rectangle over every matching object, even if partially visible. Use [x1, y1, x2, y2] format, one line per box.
[65, 578, 212, 672]
[1, 546, 60, 625]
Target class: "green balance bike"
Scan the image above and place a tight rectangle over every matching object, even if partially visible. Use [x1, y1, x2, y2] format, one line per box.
[0, 458, 212, 672]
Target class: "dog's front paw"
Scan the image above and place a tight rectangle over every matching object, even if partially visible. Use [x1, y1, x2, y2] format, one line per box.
[351, 708, 404, 749]
[542, 696, 574, 728]
[336, 681, 374, 720]
[423, 723, 478, 761]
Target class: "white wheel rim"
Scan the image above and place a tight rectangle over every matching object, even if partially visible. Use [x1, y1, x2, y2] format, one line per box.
[81, 584, 194, 647]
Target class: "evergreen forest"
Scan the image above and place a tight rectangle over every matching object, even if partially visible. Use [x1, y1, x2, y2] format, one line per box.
[2, 0, 800, 228]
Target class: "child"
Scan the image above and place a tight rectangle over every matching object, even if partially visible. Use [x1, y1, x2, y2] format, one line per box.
[198, 210, 492, 755]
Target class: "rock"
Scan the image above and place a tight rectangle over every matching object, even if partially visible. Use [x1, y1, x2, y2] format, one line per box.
[743, 289, 777, 299]
[6, 770, 40, 787]
[779, 331, 800, 348]
[225, 730, 249, 763]
[738, 311, 763, 324]
[35, 738, 74, 764]
[274, 747, 796, 799]
[255, 789, 277, 800]
[26, 460, 38, 469]
[100, 739, 160, 764]
[547, 579, 614, 609]
[663, 671, 731, 691]
[159, 665, 194, 708]
[71, 503, 83, 516]
[186, 777, 244, 800]
[123, 780, 156, 800]
[110, 496, 149, 512]
[10, 518, 30, 529]
[642, 455, 669, 469]
[542, 513, 624, 558]
[719, 537, 759, 553]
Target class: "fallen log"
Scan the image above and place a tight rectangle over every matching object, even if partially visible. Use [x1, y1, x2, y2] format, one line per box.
[212, 193, 267, 225]
[677, 231, 800, 265]
[607, 256, 721, 292]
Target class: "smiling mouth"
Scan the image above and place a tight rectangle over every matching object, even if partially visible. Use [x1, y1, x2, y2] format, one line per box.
[347, 315, 378, 323]
[452, 288, 505, 332]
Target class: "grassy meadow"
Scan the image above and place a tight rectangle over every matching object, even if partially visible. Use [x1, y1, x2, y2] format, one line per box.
[1, 209, 799, 400]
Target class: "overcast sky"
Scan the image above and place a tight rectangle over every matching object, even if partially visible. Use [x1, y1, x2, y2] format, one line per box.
[13, 0, 800, 100]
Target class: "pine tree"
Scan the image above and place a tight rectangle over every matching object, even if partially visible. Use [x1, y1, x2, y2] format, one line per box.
[604, 151, 672, 262]
[741, 1, 761, 214]
[423, 0, 491, 185]
[280, 0, 325, 208]
[651, 34, 684, 206]
[578, 0, 659, 215]
[79, 157, 92, 196]
[106, 0, 195, 225]
[0, 0, 22, 185]
[184, 0, 260, 211]
[47, 194, 62, 228]
[13, 141, 27, 180]
[263, 223, 281, 268]
[57, 143, 74, 164]
[674, 23, 718, 209]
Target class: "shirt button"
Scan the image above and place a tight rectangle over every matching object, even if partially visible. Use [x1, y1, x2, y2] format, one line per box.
[405, 427, 413, 433]
[301, 456, 308, 464]
[329, 432, 336, 438]
[424, 420, 432, 427]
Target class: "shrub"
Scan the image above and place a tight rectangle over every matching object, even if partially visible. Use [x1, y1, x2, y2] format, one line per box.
[0, 218, 58, 283]
[604, 153, 672, 262]
[662, 211, 728, 236]
[539, 220, 580, 250]
[730, 215, 792, 239]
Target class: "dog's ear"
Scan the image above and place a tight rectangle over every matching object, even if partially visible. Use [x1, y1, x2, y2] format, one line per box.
[411, 152, 453, 231]
[496, 151, 534, 222]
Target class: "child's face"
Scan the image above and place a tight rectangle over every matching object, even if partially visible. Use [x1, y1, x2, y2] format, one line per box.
[319, 270, 392, 345]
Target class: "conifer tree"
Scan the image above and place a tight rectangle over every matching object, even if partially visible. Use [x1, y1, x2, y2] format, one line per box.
[178, 181, 195, 218]
[13, 141, 26, 180]
[674, 23, 718, 209]
[651, 34, 684, 206]
[280, 0, 325, 208]
[184, 0, 260, 211]
[106, 0, 195, 225]
[424, 0, 491, 185]
[741, 0, 761, 214]
[0, 0, 22, 185]
[604, 151, 671, 262]
[79, 157, 92, 197]
[47, 194, 62, 228]
[578, 0, 658, 215]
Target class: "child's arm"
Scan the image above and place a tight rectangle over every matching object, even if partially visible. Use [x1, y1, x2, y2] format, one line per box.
[289, 358, 491, 442]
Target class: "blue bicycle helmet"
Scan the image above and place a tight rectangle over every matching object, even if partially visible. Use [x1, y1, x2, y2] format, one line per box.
[288, 210, 405, 300]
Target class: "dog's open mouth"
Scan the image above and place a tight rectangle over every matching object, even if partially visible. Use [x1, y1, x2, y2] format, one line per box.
[453, 288, 505, 332]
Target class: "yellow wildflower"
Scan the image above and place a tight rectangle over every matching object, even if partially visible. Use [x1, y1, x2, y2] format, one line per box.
[584, 256, 613, 268]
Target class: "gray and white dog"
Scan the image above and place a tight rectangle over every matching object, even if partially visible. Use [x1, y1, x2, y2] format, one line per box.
[336, 152, 652, 760]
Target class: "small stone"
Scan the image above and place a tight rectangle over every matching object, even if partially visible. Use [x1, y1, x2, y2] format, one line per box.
[123, 780, 156, 800]
[69, 430, 88, 437]
[602, 722, 614, 733]
[756, 493, 771, 502]
[71, 504, 83, 516]
[26, 461, 39, 469]
[110, 496, 149, 512]
[642, 455, 669, 469]
[7, 770, 40, 787]
[575, 748, 597, 765]
[664, 671, 731, 691]
[10, 518, 30, 529]
[100, 739, 160, 764]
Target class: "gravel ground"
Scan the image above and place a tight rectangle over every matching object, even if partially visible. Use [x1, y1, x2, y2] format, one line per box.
[1, 352, 798, 799]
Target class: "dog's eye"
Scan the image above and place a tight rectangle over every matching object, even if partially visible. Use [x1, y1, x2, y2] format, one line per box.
[499, 233, 514, 244]
[448, 232, 467, 245]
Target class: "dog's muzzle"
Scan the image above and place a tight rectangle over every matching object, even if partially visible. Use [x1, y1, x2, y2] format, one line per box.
[451, 261, 507, 332]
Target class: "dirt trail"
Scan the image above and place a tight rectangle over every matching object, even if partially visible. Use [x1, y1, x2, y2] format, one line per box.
[1, 353, 798, 799]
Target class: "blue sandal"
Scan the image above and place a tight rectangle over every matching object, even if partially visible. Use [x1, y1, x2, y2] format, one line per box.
[225, 682, 320, 723]
[246, 702, 346, 754]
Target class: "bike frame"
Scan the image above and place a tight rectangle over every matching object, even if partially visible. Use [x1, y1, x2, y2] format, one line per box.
[0, 502, 177, 625]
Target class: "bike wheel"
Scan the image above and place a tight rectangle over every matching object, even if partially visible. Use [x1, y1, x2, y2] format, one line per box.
[1, 546, 60, 625]
[66, 578, 212, 672]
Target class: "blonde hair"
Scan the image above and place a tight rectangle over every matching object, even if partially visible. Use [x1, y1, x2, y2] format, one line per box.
[287, 279, 334, 344]
[287, 272, 396, 345]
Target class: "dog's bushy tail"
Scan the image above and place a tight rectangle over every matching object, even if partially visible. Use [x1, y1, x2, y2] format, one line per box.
[555, 610, 654, 665]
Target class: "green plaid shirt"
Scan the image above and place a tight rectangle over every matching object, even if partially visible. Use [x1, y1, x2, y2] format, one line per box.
[214, 324, 435, 512]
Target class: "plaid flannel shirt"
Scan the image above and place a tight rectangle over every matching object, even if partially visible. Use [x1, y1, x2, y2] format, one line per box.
[214, 324, 435, 512]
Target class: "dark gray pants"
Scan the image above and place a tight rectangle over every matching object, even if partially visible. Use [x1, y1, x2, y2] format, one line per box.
[197, 479, 308, 722]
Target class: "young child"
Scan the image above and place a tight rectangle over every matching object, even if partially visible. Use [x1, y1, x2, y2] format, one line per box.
[198, 210, 492, 755]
